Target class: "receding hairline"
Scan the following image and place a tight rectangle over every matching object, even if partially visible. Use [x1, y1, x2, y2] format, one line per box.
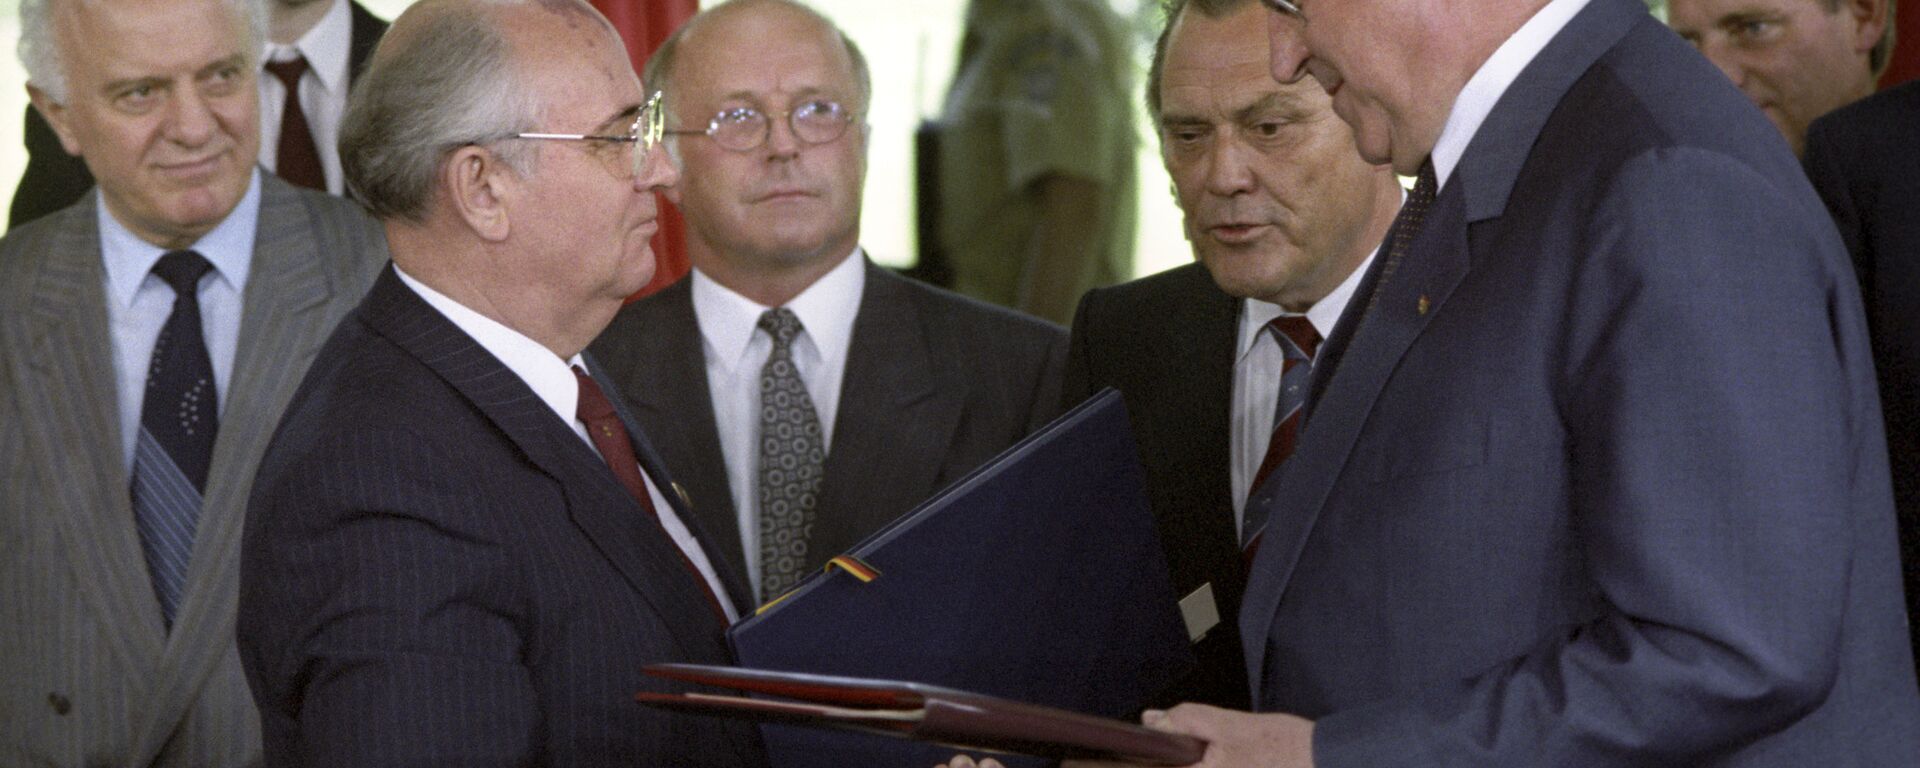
[651, 0, 869, 110]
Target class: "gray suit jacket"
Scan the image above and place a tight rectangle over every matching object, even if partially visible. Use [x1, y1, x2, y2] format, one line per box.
[0, 175, 387, 766]
[589, 259, 1068, 607]
[1238, 0, 1920, 764]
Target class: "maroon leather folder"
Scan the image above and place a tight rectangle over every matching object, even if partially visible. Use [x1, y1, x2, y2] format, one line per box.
[638, 664, 1208, 765]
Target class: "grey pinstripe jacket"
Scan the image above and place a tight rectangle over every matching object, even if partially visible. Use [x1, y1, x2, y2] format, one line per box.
[0, 173, 386, 767]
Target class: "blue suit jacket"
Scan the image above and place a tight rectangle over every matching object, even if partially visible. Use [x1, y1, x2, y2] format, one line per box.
[239, 267, 766, 767]
[1238, 0, 1920, 764]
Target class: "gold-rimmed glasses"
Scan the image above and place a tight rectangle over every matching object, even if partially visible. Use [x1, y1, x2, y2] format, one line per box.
[664, 99, 855, 152]
[506, 90, 666, 177]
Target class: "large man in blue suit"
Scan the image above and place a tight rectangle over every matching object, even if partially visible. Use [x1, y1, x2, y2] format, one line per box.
[238, 0, 766, 764]
[1068, 0, 1920, 763]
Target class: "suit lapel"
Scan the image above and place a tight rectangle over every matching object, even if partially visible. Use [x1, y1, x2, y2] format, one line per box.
[810, 263, 961, 564]
[364, 271, 727, 658]
[346, 0, 386, 85]
[133, 177, 341, 754]
[1236, 0, 1651, 701]
[6, 200, 166, 679]
[611, 281, 747, 598]
[589, 353, 756, 619]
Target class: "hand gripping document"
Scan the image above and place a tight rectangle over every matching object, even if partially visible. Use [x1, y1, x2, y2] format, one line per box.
[638, 664, 1206, 765]
[638, 390, 1197, 767]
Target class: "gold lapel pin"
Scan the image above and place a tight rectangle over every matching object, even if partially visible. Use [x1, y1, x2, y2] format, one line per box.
[671, 481, 694, 510]
[1417, 295, 1431, 316]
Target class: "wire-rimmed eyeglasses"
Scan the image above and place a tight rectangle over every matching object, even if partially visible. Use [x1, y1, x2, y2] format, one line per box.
[505, 90, 666, 177]
[1259, 0, 1304, 19]
[665, 99, 855, 152]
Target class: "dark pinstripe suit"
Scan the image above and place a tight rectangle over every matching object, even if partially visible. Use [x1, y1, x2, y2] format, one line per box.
[0, 175, 386, 766]
[239, 268, 767, 767]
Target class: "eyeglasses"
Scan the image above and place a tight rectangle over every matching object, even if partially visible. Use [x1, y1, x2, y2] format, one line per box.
[665, 99, 854, 152]
[1259, 0, 1304, 19]
[505, 90, 666, 177]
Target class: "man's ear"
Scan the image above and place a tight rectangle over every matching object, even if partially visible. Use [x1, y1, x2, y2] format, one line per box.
[27, 86, 84, 157]
[1844, 0, 1890, 58]
[444, 145, 515, 242]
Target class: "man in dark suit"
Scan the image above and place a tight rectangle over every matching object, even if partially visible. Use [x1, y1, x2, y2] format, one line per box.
[1068, 0, 1920, 763]
[0, 0, 386, 762]
[238, 0, 768, 764]
[1061, 0, 1401, 710]
[589, 0, 1066, 609]
[9, 0, 388, 226]
[1804, 80, 1920, 673]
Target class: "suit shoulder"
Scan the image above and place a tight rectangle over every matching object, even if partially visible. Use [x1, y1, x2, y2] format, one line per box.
[882, 267, 1066, 345]
[1808, 80, 1920, 155]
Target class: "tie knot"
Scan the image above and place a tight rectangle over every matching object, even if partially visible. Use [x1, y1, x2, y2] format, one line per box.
[1268, 316, 1321, 360]
[572, 365, 616, 422]
[263, 55, 309, 89]
[757, 307, 804, 348]
[151, 250, 212, 296]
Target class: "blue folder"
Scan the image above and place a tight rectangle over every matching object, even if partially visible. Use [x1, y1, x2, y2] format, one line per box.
[727, 389, 1194, 768]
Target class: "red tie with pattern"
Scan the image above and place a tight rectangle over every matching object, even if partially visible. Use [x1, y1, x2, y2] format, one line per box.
[1243, 316, 1322, 559]
[572, 366, 728, 623]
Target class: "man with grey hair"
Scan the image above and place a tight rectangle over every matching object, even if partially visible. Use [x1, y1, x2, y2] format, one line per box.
[0, 0, 385, 762]
[1060, 0, 1402, 711]
[590, 0, 1067, 609]
[9, 0, 390, 227]
[238, 0, 768, 764]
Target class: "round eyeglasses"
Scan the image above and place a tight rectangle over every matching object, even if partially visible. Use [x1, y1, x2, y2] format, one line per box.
[666, 99, 854, 152]
[506, 90, 666, 178]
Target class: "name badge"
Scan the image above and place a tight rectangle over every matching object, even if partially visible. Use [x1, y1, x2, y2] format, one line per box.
[1180, 583, 1221, 643]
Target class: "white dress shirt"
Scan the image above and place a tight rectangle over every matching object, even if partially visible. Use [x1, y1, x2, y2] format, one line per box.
[690, 248, 865, 599]
[1430, 0, 1593, 191]
[103, 169, 261, 471]
[1229, 246, 1377, 536]
[394, 266, 739, 622]
[259, 0, 353, 195]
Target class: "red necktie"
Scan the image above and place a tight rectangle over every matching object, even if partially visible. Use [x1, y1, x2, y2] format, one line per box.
[573, 366, 729, 624]
[1243, 316, 1322, 561]
[263, 56, 325, 191]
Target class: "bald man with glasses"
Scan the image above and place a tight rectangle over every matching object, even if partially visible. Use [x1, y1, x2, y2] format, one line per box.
[589, 0, 1067, 610]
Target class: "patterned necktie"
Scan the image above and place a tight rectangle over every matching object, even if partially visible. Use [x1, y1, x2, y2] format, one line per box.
[264, 55, 325, 191]
[755, 308, 826, 601]
[1306, 159, 1440, 412]
[572, 366, 728, 623]
[1242, 316, 1321, 551]
[130, 250, 218, 629]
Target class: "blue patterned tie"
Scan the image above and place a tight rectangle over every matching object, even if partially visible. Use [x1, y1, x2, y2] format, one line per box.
[130, 250, 218, 629]
[756, 308, 825, 600]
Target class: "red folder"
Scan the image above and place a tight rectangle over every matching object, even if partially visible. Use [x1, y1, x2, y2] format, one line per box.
[638, 664, 1208, 765]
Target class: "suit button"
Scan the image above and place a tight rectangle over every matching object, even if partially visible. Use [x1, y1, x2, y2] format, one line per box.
[48, 692, 70, 715]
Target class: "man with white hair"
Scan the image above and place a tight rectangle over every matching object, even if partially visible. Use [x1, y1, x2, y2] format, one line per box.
[238, 0, 768, 764]
[0, 0, 386, 762]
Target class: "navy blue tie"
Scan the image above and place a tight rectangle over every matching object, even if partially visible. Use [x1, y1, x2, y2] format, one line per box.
[131, 250, 218, 628]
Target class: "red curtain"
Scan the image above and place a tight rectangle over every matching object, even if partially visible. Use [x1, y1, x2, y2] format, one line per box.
[1881, 4, 1917, 87]
[592, 0, 699, 300]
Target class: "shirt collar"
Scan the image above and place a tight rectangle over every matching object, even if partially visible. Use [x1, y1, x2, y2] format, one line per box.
[265, 0, 352, 95]
[1236, 242, 1379, 362]
[1429, 0, 1592, 191]
[392, 265, 587, 427]
[101, 168, 262, 309]
[690, 246, 868, 374]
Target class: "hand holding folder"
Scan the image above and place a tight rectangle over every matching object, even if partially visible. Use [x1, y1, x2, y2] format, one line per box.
[637, 663, 1207, 765]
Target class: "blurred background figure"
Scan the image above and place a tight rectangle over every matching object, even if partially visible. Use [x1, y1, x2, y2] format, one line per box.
[1668, 0, 1895, 155]
[931, 0, 1136, 324]
[1802, 79, 1920, 678]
